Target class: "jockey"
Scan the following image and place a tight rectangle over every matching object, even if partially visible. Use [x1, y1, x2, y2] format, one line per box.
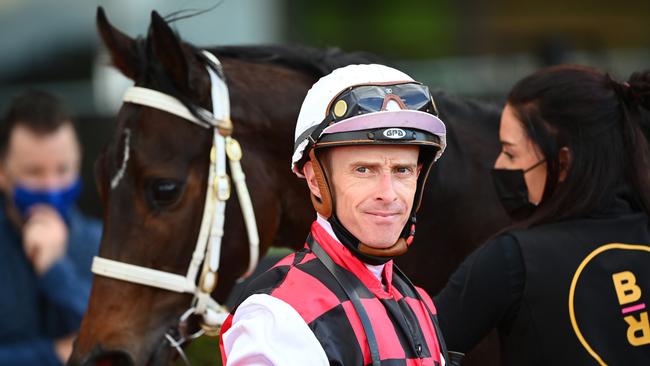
[220, 64, 452, 366]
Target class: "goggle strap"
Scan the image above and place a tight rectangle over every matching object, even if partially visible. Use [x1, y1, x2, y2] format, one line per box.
[296, 116, 335, 163]
[294, 124, 320, 152]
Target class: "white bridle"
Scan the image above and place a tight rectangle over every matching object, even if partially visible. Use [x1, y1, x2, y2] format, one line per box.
[91, 51, 260, 336]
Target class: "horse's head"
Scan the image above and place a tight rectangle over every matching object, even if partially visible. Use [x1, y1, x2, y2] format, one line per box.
[68, 8, 218, 365]
[70, 8, 318, 365]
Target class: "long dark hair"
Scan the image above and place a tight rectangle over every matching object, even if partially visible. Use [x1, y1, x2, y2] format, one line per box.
[507, 64, 650, 227]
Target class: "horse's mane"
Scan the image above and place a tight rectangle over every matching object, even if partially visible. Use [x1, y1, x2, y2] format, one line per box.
[130, 39, 387, 123]
[210, 45, 388, 78]
[210, 45, 501, 121]
[132, 35, 499, 136]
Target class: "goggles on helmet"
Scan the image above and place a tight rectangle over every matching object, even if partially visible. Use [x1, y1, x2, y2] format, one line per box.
[294, 82, 443, 170]
[326, 82, 438, 121]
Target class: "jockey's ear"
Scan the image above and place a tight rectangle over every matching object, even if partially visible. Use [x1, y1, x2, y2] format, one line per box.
[96, 7, 138, 80]
[303, 156, 333, 218]
[302, 161, 322, 200]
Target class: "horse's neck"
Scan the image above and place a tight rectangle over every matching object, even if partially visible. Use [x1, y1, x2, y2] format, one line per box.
[223, 59, 317, 252]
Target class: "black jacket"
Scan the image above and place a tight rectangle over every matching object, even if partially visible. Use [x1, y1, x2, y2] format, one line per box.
[436, 193, 650, 365]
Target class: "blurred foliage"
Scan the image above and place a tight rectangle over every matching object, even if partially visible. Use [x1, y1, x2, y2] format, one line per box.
[175, 336, 222, 366]
[287, 0, 458, 59]
[286, 0, 650, 60]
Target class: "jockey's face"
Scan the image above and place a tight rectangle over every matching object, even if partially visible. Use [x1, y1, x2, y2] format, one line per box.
[323, 145, 420, 248]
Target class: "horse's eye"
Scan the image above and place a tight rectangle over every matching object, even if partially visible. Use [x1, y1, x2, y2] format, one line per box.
[147, 178, 183, 208]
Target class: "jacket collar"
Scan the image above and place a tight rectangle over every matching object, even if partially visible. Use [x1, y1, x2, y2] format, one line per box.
[311, 220, 394, 298]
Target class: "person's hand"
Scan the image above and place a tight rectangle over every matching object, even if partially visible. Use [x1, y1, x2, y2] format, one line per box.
[22, 205, 68, 275]
[54, 333, 76, 363]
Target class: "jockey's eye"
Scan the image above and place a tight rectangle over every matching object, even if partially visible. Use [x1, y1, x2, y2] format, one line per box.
[146, 178, 183, 209]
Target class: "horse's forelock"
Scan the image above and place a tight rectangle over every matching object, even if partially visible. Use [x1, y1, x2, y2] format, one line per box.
[117, 34, 215, 131]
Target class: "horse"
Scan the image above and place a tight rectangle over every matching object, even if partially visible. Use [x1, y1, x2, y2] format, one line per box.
[69, 8, 509, 366]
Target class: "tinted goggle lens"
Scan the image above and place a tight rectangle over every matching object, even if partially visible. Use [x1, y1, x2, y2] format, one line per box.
[398, 84, 432, 110]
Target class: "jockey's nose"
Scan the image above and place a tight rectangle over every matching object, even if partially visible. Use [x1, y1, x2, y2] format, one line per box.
[375, 172, 398, 203]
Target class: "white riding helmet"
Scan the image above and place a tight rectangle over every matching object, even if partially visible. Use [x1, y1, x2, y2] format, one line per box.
[292, 63, 446, 177]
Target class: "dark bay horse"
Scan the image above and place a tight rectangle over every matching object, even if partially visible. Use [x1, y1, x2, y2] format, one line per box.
[70, 8, 509, 366]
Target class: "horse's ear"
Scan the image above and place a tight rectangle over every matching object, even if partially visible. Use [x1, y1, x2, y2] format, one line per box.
[96, 7, 138, 80]
[150, 10, 191, 93]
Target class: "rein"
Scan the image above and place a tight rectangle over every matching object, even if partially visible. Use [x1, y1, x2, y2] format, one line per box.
[91, 51, 260, 357]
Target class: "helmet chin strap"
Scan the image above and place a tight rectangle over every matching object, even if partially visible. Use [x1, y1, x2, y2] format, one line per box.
[307, 151, 417, 265]
[308, 149, 332, 218]
[329, 214, 416, 265]
[357, 216, 416, 257]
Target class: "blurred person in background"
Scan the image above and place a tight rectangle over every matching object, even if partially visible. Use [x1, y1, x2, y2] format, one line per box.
[0, 90, 101, 365]
[435, 65, 650, 365]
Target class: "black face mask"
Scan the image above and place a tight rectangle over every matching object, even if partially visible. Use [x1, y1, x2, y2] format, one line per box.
[491, 160, 545, 220]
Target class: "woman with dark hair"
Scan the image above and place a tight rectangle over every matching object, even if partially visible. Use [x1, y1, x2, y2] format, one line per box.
[435, 65, 650, 365]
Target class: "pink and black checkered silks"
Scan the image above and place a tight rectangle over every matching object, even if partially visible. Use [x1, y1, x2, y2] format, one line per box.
[221, 222, 445, 366]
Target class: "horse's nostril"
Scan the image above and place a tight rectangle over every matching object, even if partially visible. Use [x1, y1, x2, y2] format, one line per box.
[84, 351, 134, 366]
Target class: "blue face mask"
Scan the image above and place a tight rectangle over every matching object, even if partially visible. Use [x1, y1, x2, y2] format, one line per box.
[12, 178, 82, 220]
